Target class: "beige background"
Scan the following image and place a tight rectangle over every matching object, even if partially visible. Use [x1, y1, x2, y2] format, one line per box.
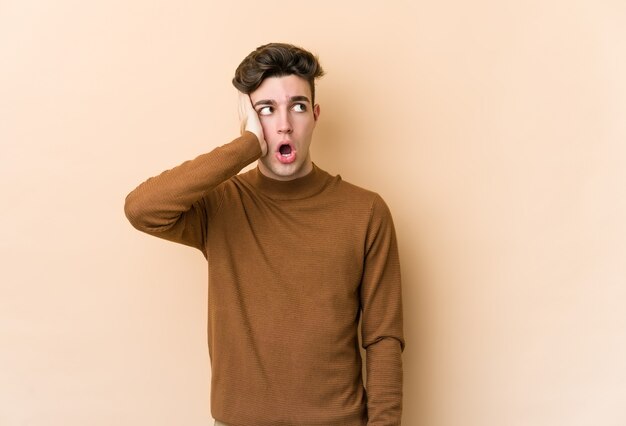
[1, 0, 625, 425]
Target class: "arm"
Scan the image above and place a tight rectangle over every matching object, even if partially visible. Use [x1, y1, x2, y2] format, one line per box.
[360, 195, 405, 425]
[123, 93, 266, 251]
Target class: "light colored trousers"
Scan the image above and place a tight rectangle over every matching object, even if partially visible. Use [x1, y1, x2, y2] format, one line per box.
[214, 421, 228, 426]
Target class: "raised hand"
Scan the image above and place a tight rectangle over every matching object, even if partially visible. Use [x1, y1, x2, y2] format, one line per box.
[238, 91, 267, 156]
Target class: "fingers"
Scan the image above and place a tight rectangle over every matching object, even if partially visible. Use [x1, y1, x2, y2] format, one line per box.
[238, 92, 249, 135]
[237, 91, 267, 156]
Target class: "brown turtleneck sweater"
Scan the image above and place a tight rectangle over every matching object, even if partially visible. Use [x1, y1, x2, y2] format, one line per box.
[124, 132, 404, 425]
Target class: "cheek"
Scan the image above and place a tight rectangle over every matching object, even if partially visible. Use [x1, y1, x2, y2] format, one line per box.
[259, 117, 273, 134]
[295, 116, 315, 133]
[304, 121, 316, 137]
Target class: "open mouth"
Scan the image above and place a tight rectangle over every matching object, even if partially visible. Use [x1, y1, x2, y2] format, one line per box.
[276, 143, 296, 164]
[279, 144, 292, 157]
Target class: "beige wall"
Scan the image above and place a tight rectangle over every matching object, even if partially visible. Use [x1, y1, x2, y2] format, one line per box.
[1, 0, 625, 425]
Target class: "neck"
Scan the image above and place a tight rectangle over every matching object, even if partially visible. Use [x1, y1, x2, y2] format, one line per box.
[258, 157, 313, 181]
[248, 163, 331, 200]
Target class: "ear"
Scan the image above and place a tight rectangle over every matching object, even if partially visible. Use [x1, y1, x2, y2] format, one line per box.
[313, 104, 321, 121]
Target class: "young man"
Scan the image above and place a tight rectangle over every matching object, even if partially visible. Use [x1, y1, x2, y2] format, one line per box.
[124, 43, 404, 426]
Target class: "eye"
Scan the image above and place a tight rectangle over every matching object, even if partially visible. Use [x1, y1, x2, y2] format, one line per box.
[292, 103, 307, 112]
[257, 106, 273, 116]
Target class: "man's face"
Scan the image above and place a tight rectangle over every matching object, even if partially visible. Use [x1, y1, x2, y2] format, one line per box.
[250, 75, 320, 181]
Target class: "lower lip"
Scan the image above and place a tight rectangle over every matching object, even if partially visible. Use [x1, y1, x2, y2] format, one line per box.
[276, 151, 297, 164]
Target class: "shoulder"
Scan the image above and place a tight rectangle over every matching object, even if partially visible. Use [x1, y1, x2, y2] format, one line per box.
[221, 167, 258, 195]
[332, 174, 391, 214]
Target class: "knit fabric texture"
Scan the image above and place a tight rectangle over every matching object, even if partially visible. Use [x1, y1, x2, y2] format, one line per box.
[124, 132, 404, 425]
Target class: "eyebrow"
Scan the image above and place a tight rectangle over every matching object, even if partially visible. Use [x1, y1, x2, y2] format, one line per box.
[253, 96, 311, 108]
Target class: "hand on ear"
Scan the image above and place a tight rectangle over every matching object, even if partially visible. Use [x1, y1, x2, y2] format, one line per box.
[238, 91, 267, 156]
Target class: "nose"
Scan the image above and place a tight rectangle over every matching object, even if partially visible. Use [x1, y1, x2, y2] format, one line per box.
[277, 110, 293, 134]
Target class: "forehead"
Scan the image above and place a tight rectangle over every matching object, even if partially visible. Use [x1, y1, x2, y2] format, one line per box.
[250, 75, 312, 101]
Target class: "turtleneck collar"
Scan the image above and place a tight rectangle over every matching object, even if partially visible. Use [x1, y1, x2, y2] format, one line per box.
[244, 163, 333, 200]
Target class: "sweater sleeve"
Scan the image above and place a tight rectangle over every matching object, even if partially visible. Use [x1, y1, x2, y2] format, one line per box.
[124, 132, 262, 252]
[360, 194, 405, 425]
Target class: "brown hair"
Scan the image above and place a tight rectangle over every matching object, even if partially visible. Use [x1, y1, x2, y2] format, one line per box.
[232, 43, 325, 103]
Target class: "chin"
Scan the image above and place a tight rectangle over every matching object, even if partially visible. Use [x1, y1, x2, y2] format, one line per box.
[261, 159, 306, 181]
[272, 164, 300, 178]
